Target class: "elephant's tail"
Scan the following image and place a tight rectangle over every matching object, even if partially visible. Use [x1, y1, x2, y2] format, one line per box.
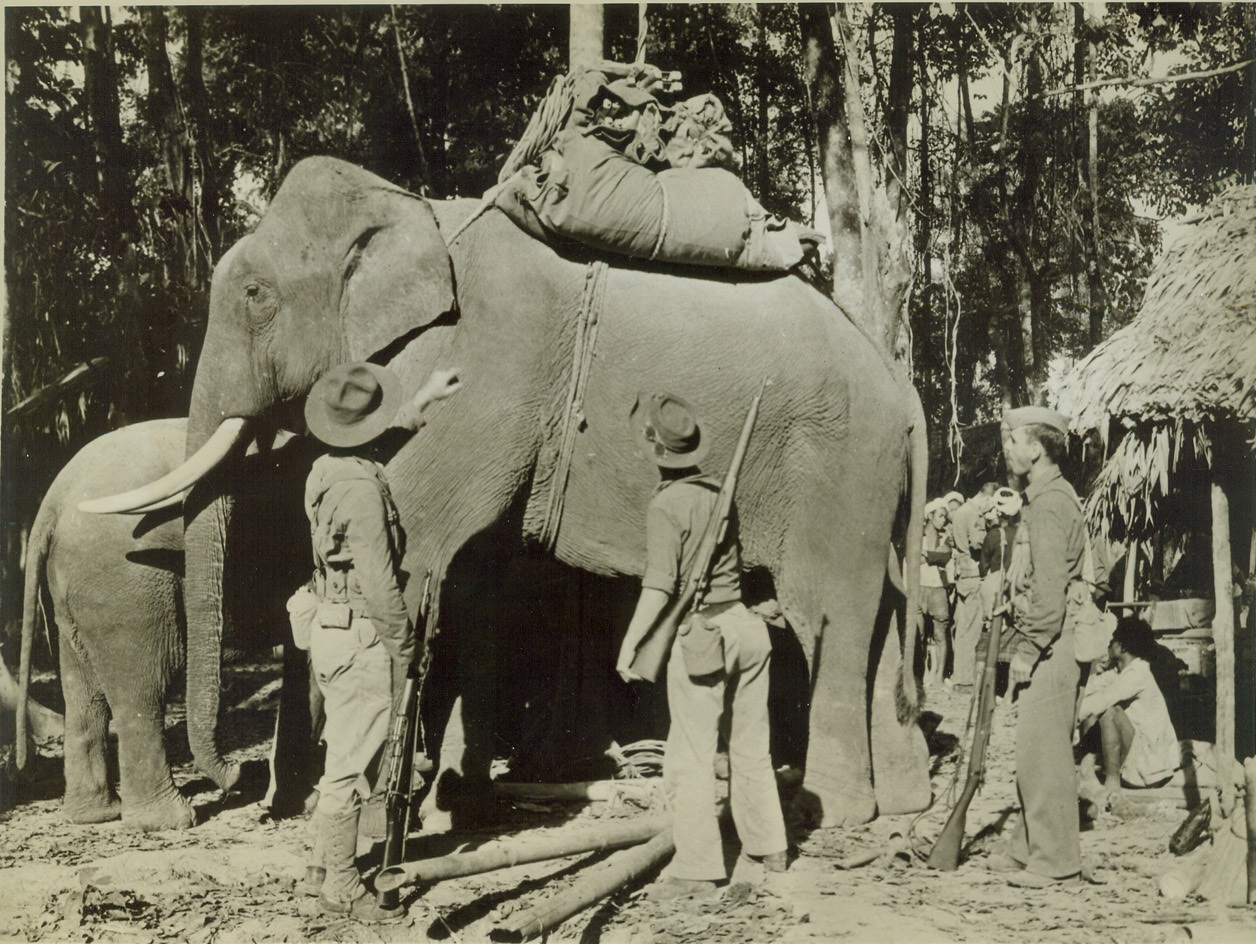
[15, 496, 56, 769]
[895, 385, 927, 724]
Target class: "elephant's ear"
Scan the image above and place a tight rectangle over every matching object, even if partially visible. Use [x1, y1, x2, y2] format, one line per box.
[341, 189, 455, 363]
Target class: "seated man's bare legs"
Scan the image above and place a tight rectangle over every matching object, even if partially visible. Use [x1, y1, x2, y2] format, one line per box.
[1097, 706, 1135, 812]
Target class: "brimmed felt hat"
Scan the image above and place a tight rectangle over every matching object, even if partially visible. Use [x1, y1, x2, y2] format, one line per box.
[630, 391, 709, 469]
[925, 497, 949, 518]
[994, 486, 1023, 517]
[1002, 405, 1070, 435]
[304, 362, 403, 448]
[943, 491, 965, 507]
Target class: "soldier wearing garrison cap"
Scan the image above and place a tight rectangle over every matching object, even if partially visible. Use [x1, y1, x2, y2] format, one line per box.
[617, 392, 787, 899]
[988, 404, 1088, 887]
[299, 362, 460, 922]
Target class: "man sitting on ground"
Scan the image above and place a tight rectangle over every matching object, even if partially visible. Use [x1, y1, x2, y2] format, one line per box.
[1077, 617, 1180, 814]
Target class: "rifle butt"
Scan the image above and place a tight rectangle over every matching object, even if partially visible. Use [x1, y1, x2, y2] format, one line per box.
[925, 798, 970, 870]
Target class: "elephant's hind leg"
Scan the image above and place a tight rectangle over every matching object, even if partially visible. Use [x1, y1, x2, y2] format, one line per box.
[869, 593, 931, 816]
[96, 588, 195, 831]
[111, 701, 194, 831]
[59, 627, 120, 824]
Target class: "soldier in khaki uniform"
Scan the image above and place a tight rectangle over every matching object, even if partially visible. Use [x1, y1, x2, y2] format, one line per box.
[987, 405, 1086, 887]
[616, 393, 787, 899]
[301, 362, 459, 921]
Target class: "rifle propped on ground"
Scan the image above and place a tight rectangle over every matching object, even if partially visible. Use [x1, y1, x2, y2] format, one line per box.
[927, 600, 1006, 870]
[628, 379, 766, 683]
[378, 571, 434, 910]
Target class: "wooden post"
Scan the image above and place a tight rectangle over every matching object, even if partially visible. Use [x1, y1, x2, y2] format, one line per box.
[1123, 538, 1138, 605]
[1211, 479, 1236, 814]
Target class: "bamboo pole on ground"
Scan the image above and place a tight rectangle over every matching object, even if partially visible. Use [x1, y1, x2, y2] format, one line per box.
[1211, 480, 1236, 815]
[493, 780, 656, 803]
[491, 829, 674, 942]
[375, 815, 669, 892]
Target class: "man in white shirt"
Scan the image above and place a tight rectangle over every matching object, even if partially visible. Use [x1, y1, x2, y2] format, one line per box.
[1077, 618, 1179, 812]
[920, 498, 953, 688]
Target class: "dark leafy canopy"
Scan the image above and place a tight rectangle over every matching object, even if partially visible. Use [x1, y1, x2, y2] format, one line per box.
[3, 3, 1253, 617]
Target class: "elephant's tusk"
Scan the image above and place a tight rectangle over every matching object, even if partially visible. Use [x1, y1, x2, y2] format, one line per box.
[122, 490, 189, 514]
[79, 418, 250, 514]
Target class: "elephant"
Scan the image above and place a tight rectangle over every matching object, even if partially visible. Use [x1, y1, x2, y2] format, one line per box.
[18, 418, 318, 830]
[91, 156, 930, 829]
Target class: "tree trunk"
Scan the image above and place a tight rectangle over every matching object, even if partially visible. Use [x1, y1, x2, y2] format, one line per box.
[800, 4, 864, 325]
[1077, 8, 1105, 347]
[1245, 4, 1256, 184]
[884, 5, 915, 192]
[756, 8, 770, 202]
[569, 3, 603, 73]
[180, 7, 222, 276]
[79, 6, 130, 233]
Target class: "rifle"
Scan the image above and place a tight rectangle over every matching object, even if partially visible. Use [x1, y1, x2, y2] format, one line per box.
[378, 571, 433, 910]
[927, 581, 1006, 870]
[628, 379, 766, 683]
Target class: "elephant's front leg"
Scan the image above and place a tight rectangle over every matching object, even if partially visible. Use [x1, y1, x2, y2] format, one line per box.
[265, 645, 323, 819]
[59, 633, 121, 824]
[418, 536, 505, 833]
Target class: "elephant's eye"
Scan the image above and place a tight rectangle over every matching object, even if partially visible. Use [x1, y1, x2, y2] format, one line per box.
[243, 280, 278, 325]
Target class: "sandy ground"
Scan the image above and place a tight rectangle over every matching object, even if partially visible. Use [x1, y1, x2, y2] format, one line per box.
[3, 664, 1254, 944]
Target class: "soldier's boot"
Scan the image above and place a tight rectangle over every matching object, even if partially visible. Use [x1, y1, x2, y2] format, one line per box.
[300, 809, 329, 897]
[317, 810, 404, 923]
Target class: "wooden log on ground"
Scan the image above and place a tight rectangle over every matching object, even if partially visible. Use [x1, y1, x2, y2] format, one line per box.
[491, 829, 674, 943]
[493, 780, 657, 803]
[374, 814, 670, 892]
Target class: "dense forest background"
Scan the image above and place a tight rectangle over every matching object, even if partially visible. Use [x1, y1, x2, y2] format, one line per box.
[4, 3, 1254, 627]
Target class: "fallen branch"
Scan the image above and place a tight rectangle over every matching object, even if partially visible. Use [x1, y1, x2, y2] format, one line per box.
[491, 829, 674, 943]
[375, 815, 670, 893]
[1039, 59, 1253, 98]
[7, 357, 109, 418]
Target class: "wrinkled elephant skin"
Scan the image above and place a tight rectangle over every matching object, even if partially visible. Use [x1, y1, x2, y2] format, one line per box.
[176, 157, 928, 828]
[20, 419, 317, 830]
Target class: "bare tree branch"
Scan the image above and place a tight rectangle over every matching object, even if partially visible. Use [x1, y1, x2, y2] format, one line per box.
[1038, 57, 1253, 98]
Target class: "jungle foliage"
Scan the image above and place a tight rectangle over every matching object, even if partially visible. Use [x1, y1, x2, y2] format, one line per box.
[4, 4, 1254, 620]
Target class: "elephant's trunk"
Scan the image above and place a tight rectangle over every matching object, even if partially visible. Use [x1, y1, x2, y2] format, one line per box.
[896, 386, 927, 723]
[184, 479, 241, 793]
[180, 378, 254, 792]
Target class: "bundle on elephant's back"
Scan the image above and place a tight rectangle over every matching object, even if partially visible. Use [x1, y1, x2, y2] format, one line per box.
[494, 130, 813, 272]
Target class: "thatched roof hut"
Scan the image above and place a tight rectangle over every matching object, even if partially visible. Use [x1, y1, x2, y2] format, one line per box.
[1056, 184, 1256, 544]
[1056, 183, 1256, 771]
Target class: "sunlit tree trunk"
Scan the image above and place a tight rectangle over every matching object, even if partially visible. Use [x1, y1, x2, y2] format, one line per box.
[80, 6, 130, 233]
[569, 3, 603, 72]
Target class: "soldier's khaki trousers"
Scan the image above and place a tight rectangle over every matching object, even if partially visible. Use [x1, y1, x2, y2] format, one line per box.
[310, 617, 394, 902]
[1008, 633, 1082, 878]
[664, 602, 788, 881]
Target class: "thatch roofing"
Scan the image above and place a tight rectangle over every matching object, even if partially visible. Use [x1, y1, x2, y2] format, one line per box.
[1056, 184, 1256, 433]
[1055, 184, 1256, 542]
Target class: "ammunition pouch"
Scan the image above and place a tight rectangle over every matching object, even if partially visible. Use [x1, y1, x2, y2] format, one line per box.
[318, 555, 354, 630]
[316, 601, 354, 630]
[678, 612, 724, 680]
